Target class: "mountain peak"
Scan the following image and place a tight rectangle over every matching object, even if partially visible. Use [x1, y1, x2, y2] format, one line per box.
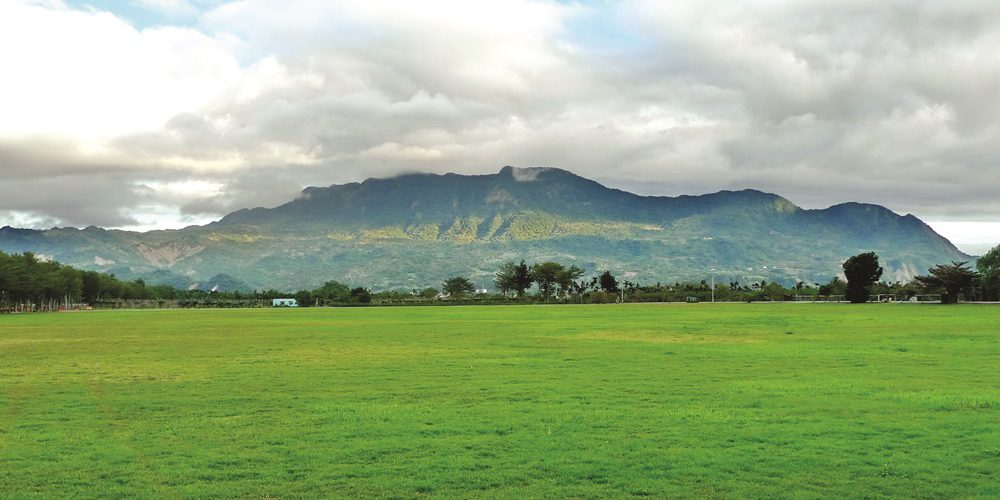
[1, 166, 969, 290]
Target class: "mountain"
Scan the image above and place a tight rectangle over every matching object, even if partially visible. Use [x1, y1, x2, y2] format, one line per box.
[0, 166, 969, 291]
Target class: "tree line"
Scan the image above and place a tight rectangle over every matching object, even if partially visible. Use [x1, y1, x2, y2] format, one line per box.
[434, 248, 998, 305]
[2, 245, 999, 312]
[0, 250, 368, 311]
[838, 249, 999, 304]
[0, 251, 184, 311]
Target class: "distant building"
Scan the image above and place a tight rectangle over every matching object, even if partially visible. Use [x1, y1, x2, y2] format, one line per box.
[272, 298, 298, 307]
[474, 288, 489, 295]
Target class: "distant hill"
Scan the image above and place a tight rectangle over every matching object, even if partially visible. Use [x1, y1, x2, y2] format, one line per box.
[0, 166, 968, 290]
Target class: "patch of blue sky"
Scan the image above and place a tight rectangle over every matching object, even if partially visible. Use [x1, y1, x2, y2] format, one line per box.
[64, 0, 222, 29]
[560, 0, 652, 54]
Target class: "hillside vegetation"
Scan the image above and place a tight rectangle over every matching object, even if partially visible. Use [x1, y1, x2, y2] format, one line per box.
[0, 167, 968, 290]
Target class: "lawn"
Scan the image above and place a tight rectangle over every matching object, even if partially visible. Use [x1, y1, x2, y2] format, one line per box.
[1, 304, 997, 498]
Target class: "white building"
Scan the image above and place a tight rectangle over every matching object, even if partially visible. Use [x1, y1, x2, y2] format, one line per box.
[272, 298, 298, 307]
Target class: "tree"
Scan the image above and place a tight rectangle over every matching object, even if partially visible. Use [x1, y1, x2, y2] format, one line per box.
[531, 262, 565, 301]
[761, 282, 789, 301]
[349, 287, 372, 303]
[315, 280, 350, 304]
[555, 265, 584, 296]
[914, 261, 979, 304]
[818, 276, 846, 296]
[293, 289, 314, 307]
[976, 244, 1000, 301]
[442, 277, 474, 298]
[843, 252, 883, 303]
[81, 270, 103, 303]
[419, 287, 439, 299]
[494, 260, 517, 296]
[599, 271, 618, 293]
[512, 260, 534, 298]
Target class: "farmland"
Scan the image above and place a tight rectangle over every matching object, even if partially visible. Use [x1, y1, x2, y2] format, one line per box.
[1, 304, 997, 497]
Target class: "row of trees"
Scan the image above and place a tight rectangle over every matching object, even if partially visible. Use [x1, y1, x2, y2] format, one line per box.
[286, 280, 372, 306]
[491, 260, 626, 300]
[4, 245, 1000, 311]
[200, 245, 998, 306]
[439, 248, 999, 304]
[0, 251, 190, 311]
[0, 251, 369, 311]
[490, 260, 587, 300]
[839, 248, 1000, 304]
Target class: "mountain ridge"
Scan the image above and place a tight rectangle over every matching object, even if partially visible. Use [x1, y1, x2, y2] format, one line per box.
[0, 166, 969, 291]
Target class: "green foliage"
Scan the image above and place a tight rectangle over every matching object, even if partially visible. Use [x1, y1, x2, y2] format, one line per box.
[599, 270, 618, 293]
[531, 261, 565, 301]
[494, 260, 518, 296]
[512, 260, 533, 297]
[360, 227, 409, 241]
[505, 212, 558, 240]
[294, 289, 314, 306]
[1, 305, 996, 497]
[760, 281, 789, 301]
[443, 217, 483, 242]
[483, 213, 505, 239]
[843, 252, 883, 303]
[555, 264, 584, 296]
[315, 280, 350, 304]
[0, 250, 165, 310]
[350, 287, 372, 304]
[0, 166, 971, 291]
[405, 224, 441, 241]
[491, 260, 534, 298]
[442, 276, 474, 298]
[976, 245, 1000, 301]
[819, 276, 847, 296]
[914, 261, 980, 304]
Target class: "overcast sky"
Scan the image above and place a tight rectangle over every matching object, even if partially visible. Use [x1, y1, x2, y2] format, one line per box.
[1, 1, 998, 253]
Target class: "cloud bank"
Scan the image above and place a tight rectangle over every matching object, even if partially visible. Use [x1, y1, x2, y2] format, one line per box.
[1, 1, 998, 249]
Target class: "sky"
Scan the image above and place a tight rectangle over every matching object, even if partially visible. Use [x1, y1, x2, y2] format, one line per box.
[1, 0, 998, 255]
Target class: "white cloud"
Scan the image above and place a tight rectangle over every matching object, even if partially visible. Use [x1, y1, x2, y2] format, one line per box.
[925, 221, 1000, 256]
[361, 142, 444, 162]
[0, 0, 999, 231]
[0, 1, 242, 141]
[0, 210, 61, 229]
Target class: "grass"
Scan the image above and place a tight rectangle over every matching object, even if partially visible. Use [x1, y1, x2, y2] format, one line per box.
[1, 304, 997, 498]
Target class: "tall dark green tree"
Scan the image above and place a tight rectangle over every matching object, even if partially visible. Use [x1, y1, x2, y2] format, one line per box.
[555, 265, 584, 296]
[442, 276, 475, 298]
[914, 261, 979, 304]
[494, 260, 517, 296]
[349, 287, 372, 303]
[599, 271, 618, 293]
[293, 289, 314, 307]
[842, 252, 883, 303]
[531, 262, 565, 301]
[512, 260, 534, 297]
[976, 244, 1000, 301]
[315, 280, 350, 304]
[818, 276, 846, 296]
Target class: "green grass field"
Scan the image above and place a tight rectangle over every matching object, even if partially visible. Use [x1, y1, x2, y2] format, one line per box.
[1, 304, 997, 498]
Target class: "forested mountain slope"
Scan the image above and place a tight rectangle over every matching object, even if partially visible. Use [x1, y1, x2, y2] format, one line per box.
[0, 167, 968, 290]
